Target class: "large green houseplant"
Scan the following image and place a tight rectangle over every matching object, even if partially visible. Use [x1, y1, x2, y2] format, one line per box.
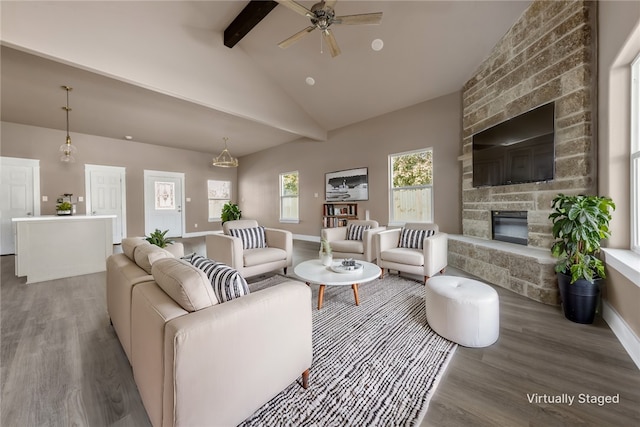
[221, 202, 242, 223]
[549, 194, 615, 323]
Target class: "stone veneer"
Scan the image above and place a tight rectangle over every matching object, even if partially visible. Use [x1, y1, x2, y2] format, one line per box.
[451, 0, 597, 305]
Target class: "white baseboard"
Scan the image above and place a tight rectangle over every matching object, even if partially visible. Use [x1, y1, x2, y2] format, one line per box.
[293, 234, 320, 243]
[603, 300, 640, 370]
[181, 230, 222, 238]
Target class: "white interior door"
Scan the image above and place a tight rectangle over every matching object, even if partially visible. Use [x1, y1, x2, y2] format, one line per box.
[0, 157, 40, 255]
[144, 170, 184, 237]
[86, 164, 126, 244]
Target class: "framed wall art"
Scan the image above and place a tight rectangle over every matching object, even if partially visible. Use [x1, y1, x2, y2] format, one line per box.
[325, 167, 368, 201]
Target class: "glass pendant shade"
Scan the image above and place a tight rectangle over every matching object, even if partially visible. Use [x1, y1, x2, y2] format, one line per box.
[60, 85, 77, 163]
[212, 137, 238, 168]
[59, 136, 77, 163]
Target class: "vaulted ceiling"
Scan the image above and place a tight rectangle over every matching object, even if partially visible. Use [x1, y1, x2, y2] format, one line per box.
[1, 1, 531, 157]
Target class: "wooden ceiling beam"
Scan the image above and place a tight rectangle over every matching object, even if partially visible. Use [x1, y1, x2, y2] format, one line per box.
[224, 1, 278, 48]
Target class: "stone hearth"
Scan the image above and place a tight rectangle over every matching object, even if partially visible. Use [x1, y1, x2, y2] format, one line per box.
[448, 236, 558, 305]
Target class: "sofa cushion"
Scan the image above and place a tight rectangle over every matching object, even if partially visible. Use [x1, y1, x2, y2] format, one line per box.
[228, 226, 267, 250]
[346, 224, 370, 241]
[135, 243, 175, 274]
[381, 247, 425, 266]
[151, 258, 218, 312]
[399, 228, 435, 250]
[190, 255, 250, 303]
[330, 240, 364, 254]
[243, 247, 287, 267]
[122, 237, 149, 261]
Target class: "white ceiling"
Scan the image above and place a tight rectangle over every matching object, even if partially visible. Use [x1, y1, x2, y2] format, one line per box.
[1, 1, 531, 157]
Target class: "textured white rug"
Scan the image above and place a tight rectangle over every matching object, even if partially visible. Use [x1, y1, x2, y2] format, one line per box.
[239, 273, 457, 427]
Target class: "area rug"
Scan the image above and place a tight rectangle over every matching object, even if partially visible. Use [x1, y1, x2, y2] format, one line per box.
[239, 273, 457, 427]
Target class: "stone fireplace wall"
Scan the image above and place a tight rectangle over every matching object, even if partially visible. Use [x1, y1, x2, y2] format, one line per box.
[450, 0, 597, 305]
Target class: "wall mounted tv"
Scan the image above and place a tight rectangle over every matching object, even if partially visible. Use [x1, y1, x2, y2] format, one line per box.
[472, 102, 555, 187]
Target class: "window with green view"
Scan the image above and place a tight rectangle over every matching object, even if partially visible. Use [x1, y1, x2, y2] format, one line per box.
[389, 148, 434, 223]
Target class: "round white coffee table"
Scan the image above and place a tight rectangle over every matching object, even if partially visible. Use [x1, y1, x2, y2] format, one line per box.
[294, 259, 382, 310]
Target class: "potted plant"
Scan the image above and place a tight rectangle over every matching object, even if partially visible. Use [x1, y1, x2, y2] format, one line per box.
[319, 238, 333, 266]
[549, 194, 615, 324]
[221, 202, 242, 223]
[145, 229, 175, 248]
[56, 201, 73, 215]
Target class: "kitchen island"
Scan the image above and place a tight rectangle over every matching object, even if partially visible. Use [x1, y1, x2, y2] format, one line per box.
[12, 215, 116, 284]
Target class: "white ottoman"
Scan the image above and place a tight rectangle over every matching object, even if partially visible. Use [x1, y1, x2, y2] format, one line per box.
[425, 276, 499, 347]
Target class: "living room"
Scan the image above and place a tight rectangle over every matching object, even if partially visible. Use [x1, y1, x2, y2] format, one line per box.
[2, 1, 640, 426]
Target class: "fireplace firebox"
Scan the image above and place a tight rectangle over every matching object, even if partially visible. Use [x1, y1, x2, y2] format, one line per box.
[492, 211, 528, 245]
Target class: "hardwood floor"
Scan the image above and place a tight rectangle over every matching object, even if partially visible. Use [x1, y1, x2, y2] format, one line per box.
[2, 238, 639, 426]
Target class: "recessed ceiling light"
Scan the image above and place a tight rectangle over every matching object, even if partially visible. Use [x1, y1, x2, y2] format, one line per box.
[371, 39, 384, 51]
[124, 135, 133, 140]
[305, 76, 315, 86]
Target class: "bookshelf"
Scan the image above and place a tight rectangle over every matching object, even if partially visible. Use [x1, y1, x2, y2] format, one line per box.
[322, 203, 358, 228]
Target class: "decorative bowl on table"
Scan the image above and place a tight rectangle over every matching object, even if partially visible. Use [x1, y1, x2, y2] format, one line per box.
[330, 259, 364, 274]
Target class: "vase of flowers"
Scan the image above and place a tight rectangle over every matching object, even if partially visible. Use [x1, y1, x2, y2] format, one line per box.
[319, 238, 333, 266]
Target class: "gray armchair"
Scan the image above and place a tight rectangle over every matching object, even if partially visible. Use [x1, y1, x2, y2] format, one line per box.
[375, 222, 448, 284]
[321, 220, 386, 262]
[206, 219, 293, 278]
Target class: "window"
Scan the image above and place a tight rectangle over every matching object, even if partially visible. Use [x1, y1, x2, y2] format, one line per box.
[389, 148, 434, 224]
[208, 180, 231, 221]
[280, 171, 299, 222]
[631, 54, 640, 253]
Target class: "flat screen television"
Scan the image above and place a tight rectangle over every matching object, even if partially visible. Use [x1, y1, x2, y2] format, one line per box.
[472, 102, 555, 187]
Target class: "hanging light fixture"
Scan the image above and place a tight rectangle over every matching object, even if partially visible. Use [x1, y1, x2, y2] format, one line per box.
[59, 85, 77, 163]
[212, 137, 238, 168]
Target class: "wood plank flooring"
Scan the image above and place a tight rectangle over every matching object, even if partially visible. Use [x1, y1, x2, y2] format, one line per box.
[1, 238, 638, 426]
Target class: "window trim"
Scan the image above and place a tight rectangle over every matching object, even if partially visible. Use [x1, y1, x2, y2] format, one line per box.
[631, 54, 640, 254]
[279, 170, 299, 224]
[388, 147, 434, 226]
[207, 179, 231, 222]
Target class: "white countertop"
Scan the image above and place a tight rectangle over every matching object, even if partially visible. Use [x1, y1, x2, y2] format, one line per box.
[12, 214, 117, 222]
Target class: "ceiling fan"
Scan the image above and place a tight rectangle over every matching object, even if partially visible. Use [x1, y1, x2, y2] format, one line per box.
[275, 0, 383, 58]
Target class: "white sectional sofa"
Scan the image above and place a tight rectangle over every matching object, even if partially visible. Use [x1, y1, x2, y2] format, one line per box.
[106, 238, 313, 426]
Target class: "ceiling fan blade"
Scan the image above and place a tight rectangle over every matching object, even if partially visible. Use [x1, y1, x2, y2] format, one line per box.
[322, 29, 341, 57]
[275, 0, 314, 18]
[324, 0, 338, 9]
[334, 12, 383, 25]
[278, 26, 316, 49]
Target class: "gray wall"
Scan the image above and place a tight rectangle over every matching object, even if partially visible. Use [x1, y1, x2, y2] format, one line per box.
[1, 121, 236, 237]
[238, 91, 463, 238]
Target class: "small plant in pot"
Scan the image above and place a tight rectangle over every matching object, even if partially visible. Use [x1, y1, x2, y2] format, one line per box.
[56, 201, 73, 215]
[221, 202, 242, 223]
[549, 194, 615, 324]
[145, 229, 175, 248]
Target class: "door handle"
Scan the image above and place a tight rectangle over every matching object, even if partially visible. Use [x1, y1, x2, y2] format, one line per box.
[26, 212, 32, 216]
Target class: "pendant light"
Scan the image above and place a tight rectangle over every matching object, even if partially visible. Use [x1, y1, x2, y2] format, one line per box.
[212, 137, 238, 168]
[59, 85, 77, 163]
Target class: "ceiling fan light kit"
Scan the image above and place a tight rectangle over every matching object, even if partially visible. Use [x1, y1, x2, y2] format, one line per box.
[276, 0, 382, 58]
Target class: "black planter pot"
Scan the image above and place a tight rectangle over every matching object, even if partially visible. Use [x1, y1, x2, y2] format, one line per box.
[557, 272, 603, 324]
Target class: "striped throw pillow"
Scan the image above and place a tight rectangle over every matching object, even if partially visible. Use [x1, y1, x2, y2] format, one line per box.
[346, 224, 371, 241]
[228, 226, 267, 249]
[398, 228, 435, 249]
[189, 255, 250, 303]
